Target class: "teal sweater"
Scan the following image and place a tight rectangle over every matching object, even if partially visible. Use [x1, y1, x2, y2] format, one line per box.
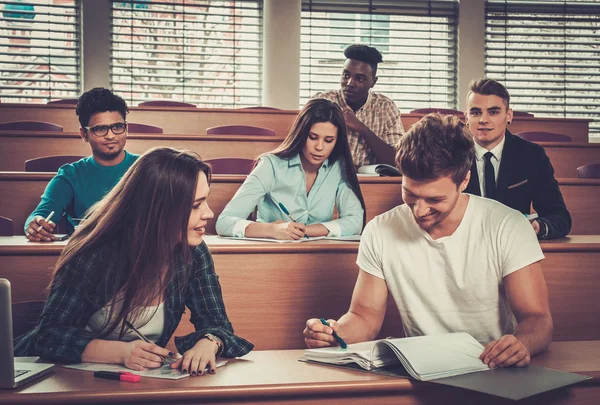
[25, 151, 139, 234]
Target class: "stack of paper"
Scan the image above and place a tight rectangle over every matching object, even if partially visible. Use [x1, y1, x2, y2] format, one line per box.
[303, 340, 398, 370]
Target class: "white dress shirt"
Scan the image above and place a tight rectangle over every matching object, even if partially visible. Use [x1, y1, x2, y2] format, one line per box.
[474, 137, 506, 198]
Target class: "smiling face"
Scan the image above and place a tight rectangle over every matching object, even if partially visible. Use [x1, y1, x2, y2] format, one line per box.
[301, 122, 338, 171]
[340, 59, 377, 108]
[186, 171, 214, 246]
[465, 92, 513, 150]
[80, 111, 127, 165]
[402, 173, 469, 236]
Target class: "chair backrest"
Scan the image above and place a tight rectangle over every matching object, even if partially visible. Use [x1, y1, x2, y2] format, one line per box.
[0, 120, 63, 131]
[206, 125, 276, 136]
[12, 300, 45, 339]
[238, 106, 282, 110]
[205, 158, 255, 175]
[127, 122, 163, 134]
[46, 99, 78, 105]
[25, 155, 85, 172]
[410, 108, 464, 116]
[512, 111, 534, 117]
[577, 163, 600, 179]
[517, 131, 572, 143]
[138, 100, 196, 108]
[0, 216, 13, 236]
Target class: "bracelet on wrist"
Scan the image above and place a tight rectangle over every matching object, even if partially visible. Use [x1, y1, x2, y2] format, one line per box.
[203, 333, 224, 357]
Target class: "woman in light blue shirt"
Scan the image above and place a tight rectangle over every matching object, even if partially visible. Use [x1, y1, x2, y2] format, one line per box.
[216, 99, 366, 240]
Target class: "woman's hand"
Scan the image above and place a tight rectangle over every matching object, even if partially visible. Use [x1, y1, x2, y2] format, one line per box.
[170, 338, 219, 376]
[121, 340, 171, 371]
[270, 221, 306, 240]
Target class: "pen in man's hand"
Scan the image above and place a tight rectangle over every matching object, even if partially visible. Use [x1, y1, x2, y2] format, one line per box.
[320, 318, 347, 349]
[124, 320, 167, 363]
[36, 211, 55, 232]
[278, 202, 309, 239]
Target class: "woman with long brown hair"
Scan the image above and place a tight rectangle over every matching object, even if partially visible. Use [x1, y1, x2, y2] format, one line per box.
[15, 147, 253, 376]
[216, 98, 366, 240]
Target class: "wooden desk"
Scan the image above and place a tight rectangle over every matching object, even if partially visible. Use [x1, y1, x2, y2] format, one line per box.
[0, 104, 299, 137]
[1, 131, 599, 175]
[540, 142, 600, 178]
[1, 174, 597, 236]
[0, 174, 403, 235]
[1, 235, 599, 346]
[0, 103, 592, 141]
[0, 342, 598, 405]
[0, 131, 282, 171]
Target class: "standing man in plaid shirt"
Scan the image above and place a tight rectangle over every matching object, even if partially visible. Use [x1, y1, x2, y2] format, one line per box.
[312, 44, 405, 168]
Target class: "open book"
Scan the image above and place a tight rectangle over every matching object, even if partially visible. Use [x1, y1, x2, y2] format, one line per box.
[357, 164, 402, 177]
[302, 332, 488, 381]
[302, 333, 591, 400]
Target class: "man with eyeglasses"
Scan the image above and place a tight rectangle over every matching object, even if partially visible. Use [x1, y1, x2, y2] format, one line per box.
[25, 88, 139, 241]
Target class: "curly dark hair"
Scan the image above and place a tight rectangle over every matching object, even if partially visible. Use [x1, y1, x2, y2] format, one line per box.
[396, 113, 474, 186]
[344, 44, 383, 77]
[76, 88, 128, 127]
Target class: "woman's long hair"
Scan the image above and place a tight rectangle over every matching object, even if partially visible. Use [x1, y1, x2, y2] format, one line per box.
[52, 147, 212, 337]
[261, 98, 366, 227]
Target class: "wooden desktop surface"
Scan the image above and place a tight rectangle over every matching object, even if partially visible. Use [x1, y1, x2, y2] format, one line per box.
[0, 341, 598, 405]
[0, 103, 592, 141]
[1, 235, 599, 346]
[1, 174, 598, 236]
[0, 131, 282, 171]
[1, 130, 599, 176]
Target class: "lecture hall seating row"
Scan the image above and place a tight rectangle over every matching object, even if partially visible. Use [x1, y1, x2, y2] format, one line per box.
[1, 174, 599, 236]
[0, 131, 282, 171]
[0, 103, 593, 142]
[1, 130, 599, 176]
[1, 235, 599, 349]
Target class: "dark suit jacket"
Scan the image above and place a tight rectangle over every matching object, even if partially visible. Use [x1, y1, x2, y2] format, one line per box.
[465, 130, 571, 239]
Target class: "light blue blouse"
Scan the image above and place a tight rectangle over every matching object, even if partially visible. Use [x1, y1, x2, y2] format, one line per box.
[215, 154, 364, 237]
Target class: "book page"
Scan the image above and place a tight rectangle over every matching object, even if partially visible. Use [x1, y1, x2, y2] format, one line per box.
[379, 333, 488, 381]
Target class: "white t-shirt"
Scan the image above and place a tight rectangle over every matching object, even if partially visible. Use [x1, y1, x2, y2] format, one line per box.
[86, 302, 165, 343]
[357, 194, 545, 344]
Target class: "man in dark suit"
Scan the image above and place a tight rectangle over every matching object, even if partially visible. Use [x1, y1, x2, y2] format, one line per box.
[464, 78, 571, 239]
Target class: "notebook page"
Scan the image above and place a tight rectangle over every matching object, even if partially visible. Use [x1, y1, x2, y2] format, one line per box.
[380, 333, 489, 381]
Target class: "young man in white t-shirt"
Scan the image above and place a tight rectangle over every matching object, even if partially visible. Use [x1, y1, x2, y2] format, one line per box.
[303, 114, 553, 370]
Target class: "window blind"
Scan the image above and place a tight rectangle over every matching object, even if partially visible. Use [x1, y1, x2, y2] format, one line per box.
[300, 0, 459, 112]
[111, 0, 262, 108]
[485, 0, 600, 138]
[0, 0, 80, 103]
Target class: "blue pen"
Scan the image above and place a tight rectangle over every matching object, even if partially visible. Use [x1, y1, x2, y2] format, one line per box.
[320, 318, 347, 349]
[278, 202, 309, 239]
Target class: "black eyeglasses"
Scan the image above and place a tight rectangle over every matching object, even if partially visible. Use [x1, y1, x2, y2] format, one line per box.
[84, 122, 128, 137]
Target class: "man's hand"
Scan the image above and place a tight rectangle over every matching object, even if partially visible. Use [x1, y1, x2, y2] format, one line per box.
[303, 318, 341, 348]
[342, 108, 365, 132]
[531, 220, 541, 235]
[479, 334, 531, 369]
[25, 216, 56, 242]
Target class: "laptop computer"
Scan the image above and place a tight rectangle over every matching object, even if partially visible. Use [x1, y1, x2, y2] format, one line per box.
[0, 278, 54, 389]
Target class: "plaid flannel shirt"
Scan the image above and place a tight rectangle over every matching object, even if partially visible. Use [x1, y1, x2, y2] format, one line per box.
[312, 89, 405, 167]
[14, 241, 253, 363]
